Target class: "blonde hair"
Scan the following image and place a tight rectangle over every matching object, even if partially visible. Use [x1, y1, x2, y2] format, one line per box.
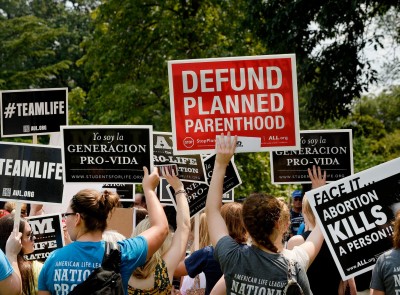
[199, 212, 210, 248]
[302, 197, 316, 228]
[131, 217, 173, 278]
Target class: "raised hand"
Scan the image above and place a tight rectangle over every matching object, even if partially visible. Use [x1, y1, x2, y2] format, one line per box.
[307, 165, 326, 189]
[163, 167, 184, 192]
[142, 166, 160, 192]
[215, 132, 237, 167]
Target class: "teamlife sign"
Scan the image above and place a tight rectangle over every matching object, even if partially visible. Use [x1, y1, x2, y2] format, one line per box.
[61, 125, 153, 184]
[0, 88, 68, 137]
[168, 54, 300, 155]
[271, 129, 353, 184]
[153, 132, 207, 183]
[0, 142, 63, 204]
[307, 157, 400, 280]
[25, 214, 64, 261]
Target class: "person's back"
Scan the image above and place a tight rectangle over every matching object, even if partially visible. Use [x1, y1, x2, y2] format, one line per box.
[128, 168, 190, 295]
[38, 167, 169, 295]
[213, 196, 310, 294]
[205, 134, 326, 295]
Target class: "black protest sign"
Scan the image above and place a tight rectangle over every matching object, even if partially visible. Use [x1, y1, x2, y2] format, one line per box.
[25, 214, 64, 261]
[101, 183, 134, 202]
[62, 126, 152, 183]
[223, 190, 234, 202]
[307, 157, 400, 279]
[168, 181, 209, 218]
[0, 142, 63, 204]
[204, 154, 242, 194]
[271, 129, 353, 184]
[1, 88, 68, 137]
[153, 132, 207, 183]
[158, 178, 174, 204]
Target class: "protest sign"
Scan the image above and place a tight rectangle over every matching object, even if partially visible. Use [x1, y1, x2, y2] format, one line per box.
[168, 54, 300, 154]
[107, 207, 134, 238]
[1, 88, 68, 137]
[101, 183, 134, 202]
[25, 214, 64, 261]
[306, 157, 400, 280]
[159, 178, 174, 203]
[222, 190, 234, 202]
[271, 129, 353, 184]
[62, 125, 152, 183]
[168, 181, 209, 218]
[0, 142, 63, 204]
[203, 154, 242, 194]
[153, 132, 207, 182]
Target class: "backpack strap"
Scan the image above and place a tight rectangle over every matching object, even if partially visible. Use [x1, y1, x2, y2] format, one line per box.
[102, 241, 121, 272]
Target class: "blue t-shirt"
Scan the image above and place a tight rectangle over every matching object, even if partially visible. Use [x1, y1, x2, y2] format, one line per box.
[38, 236, 148, 295]
[0, 249, 13, 280]
[184, 246, 222, 295]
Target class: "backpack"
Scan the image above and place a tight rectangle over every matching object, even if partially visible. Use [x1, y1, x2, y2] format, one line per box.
[282, 259, 305, 295]
[69, 242, 124, 295]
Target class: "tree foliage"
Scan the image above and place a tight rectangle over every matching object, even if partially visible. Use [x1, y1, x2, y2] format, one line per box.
[0, 0, 95, 90]
[79, 0, 264, 129]
[246, 0, 399, 122]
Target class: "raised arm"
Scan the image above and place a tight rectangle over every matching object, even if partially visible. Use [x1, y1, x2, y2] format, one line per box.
[162, 167, 191, 281]
[299, 165, 326, 266]
[205, 133, 237, 247]
[210, 276, 227, 295]
[140, 166, 169, 260]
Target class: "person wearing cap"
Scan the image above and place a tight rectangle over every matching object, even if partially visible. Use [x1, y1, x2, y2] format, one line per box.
[289, 190, 304, 238]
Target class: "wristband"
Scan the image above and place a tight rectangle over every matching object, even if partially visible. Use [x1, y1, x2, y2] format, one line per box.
[174, 189, 186, 196]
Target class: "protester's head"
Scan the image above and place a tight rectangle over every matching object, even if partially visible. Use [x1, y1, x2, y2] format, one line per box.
[3, 202, 28, 217]
[134, 207, 148, 227]
[102, 230, 125, 248]
[242, 193, 290, 253]
[0, 214, 35, 255]
[291, 190, 303, 212]
[131, 217, 173, 279]
[393, 211, 400, 249]
[302, 197, 316, 230]
[65, 189, 120, 240]
[221, 202, 247, 244]
[134, 193, 147, 209]
[0, 213, 36, 294]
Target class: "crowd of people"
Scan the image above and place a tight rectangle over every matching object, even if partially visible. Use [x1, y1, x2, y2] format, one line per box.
[0, 133, 398, 294]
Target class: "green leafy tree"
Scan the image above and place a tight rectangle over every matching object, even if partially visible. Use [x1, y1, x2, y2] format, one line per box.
[0, 0, 95, 90]
[79, 0, 263, 129]
[246, 0, 399, 122]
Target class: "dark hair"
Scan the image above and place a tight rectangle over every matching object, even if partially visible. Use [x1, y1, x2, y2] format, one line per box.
[135, 207, 148, 226]
[71, 189, 120, 232]
[221, 202, 247, 244]
[242, 193, 289, 253]
[0, 214, 35, 295]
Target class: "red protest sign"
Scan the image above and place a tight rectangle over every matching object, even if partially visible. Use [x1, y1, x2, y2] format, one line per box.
[168, 54, 300, 155]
